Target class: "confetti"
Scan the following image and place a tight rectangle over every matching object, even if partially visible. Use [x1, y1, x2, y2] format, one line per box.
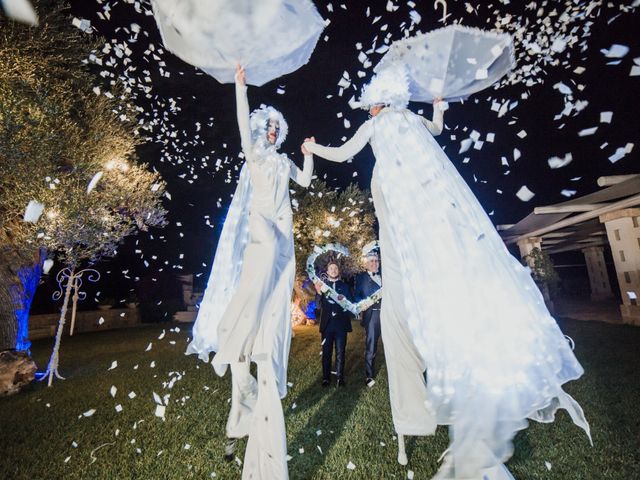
[516, 186, 535, 202]
[23, 200, 45, 223]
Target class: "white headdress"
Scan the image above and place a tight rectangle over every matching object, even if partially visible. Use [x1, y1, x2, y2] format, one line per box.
[249, 104, 289, 149]
[358, 65, 410, 109]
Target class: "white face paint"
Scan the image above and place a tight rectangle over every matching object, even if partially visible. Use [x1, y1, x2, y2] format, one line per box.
[267, 118, 280, 145]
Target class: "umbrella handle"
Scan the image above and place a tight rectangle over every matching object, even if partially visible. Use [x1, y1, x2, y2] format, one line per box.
[434, 0, 448, 23]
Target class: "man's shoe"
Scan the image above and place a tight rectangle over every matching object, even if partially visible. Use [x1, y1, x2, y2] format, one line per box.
[366, 377, 374, 385]
[223, 438, 237, 462]
[336, 378, 346, 387]
[321, 379, 330, 387]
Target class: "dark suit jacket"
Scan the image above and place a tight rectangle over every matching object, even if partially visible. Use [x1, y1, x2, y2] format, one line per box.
[315, 279, 353, 334]
[354, 272, 382, 325]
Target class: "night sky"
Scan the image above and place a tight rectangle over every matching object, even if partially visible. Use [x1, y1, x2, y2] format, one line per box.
[33, 0, 640, 310]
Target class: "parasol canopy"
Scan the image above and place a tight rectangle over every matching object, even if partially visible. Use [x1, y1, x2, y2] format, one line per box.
[376, 25, 516, 103]
[150, 0, 325, 86]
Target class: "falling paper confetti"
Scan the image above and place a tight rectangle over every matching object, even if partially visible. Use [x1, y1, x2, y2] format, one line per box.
[23, 200, 45, 223]
[516, 186, 535, 202]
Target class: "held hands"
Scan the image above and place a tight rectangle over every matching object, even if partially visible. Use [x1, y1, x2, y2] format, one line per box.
[301, 136, 315, 155]
[235, 64, 246, 86]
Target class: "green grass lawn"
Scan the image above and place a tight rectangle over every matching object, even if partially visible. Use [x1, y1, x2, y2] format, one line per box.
[1, 318, 639, 479]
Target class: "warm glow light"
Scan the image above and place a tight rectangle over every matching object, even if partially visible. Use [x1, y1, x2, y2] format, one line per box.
[105, 158, 129, 171]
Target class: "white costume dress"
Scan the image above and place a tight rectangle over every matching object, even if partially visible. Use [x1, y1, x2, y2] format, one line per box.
[304, 106, 590, 479]
[187, 80, 312, 480]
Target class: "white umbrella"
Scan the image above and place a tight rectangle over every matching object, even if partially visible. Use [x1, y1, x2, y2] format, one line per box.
[150, 0, 325, 86]
[376, 25, 516, 103]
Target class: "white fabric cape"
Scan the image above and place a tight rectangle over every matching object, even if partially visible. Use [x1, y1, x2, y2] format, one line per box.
[186, 164, 251, 359]
[369, 108, 591, 478]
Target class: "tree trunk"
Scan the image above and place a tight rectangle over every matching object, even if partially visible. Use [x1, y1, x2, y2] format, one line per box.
[0, 245, 43, 351]
[0, 283, 18, 351]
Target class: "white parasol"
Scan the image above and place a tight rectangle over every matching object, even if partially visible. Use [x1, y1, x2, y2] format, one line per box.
[376, 25, 516, 103]
[150, 0, 325, 86]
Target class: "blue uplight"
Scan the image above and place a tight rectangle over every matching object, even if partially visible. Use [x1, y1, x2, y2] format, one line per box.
[305, 300, 316, 320]
[13, 259, 42, 352]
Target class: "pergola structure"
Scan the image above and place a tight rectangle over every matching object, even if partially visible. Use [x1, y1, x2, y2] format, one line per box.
[499, 175, 640, 325]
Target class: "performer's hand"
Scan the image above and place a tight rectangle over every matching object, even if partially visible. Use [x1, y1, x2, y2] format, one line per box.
[313, 280, 323, 294]
[433, 96, 443, 105]
[235, 64, 246, 85]
[301, 136, 315, 155]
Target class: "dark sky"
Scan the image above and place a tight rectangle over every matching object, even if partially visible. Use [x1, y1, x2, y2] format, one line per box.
[50, 0, 640, 303]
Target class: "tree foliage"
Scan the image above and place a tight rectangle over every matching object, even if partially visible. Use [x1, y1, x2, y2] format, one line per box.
[0, 0, 167, 268]
[523, 247, 560, 289]
[0, 1, 166, 349]
[291, 180, 377, 279]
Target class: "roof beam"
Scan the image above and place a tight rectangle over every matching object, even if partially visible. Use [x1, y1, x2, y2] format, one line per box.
[506, 193, 640, 245]
[597, 174, 639, 187]
[533, 203, 607, 214]
[547, 239, 608, 255]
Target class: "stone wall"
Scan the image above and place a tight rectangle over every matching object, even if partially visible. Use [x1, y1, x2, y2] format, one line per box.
[28, 307, 141, 340]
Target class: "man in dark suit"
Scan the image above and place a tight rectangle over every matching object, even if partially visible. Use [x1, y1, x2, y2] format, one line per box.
[354, 252, 382, 384]
[314, 261, 353, 387]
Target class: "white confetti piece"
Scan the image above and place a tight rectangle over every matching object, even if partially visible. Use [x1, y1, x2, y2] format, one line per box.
[87, 171, 103, 193]
[115, 404, 123, 412]
[347, 461, 356, 470]
[459, 138, 473, 154]
[155, 405, 167, 419]
[513, 148, 521, 161]
[82, 409, 96, 417]
[601, 44, 629, 58]
[110, 386, 117, 398]
[108, 360, 118, 371]
[516, 186, 535, 202]
[608, 147, 628, 163]
[545, 461, 552, 471]
[128, 391, 137, 399]
[600, 112, 613, 124]
[547, 153, 573, 169]
[42, 259, 54, 274]
[578, 127, 598, 137]
[23, 200, 45, 223]
[72, 17, 92, 33]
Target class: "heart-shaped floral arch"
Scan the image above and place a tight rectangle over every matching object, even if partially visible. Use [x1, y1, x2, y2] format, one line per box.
[306, 242, 383, 315]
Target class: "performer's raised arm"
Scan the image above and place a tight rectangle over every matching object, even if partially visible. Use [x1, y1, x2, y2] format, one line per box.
[303, 121, 373, 163]
[419, 98, 445, 136]
[290, 137, 315, 187]
[235, 65, 253, 154]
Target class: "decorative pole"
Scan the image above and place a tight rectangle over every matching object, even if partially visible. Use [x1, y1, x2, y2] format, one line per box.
[68, 268, 99, 336]
[41, 266, 100, 386]
[69, 275, 80, 336]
